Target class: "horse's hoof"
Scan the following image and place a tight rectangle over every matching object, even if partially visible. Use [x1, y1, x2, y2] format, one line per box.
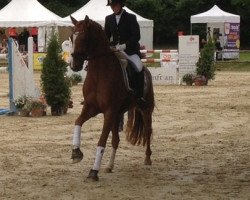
[87, 169, 99, 181]
[72, 158, 82, 164]
[144, 158, 152, 165]
[71, 148, 83, 164]
[105, 167, 113, 173]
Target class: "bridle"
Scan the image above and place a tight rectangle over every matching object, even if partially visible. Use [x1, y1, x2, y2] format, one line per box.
[71, 31, 89, 62]
[71, 25, 114, 64]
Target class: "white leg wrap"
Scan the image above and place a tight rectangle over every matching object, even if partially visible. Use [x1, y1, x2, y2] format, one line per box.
[108, 148, 116, 170]
[72, 125, 81, 149]
[92, 146, 105, 171]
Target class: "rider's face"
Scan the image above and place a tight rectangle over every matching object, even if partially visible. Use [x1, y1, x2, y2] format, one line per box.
[111, 3, 122, 14]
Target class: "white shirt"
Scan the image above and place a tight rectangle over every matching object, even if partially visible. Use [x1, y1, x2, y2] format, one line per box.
[115, 9, 124, 24]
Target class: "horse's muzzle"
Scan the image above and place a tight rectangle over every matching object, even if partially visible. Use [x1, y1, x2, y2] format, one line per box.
[70, 64, 83, 72]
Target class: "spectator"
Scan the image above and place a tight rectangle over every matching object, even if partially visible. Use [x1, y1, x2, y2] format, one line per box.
[18, 30, 26, 52]
[8, 27, 17, 40]
[31, 27, 38, 52]
[0, 38, 8, 53]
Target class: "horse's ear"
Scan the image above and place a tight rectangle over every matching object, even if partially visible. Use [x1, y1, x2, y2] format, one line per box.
[84, 15, 90, 26]
[70, 15, 78, 25]
[85, 15, 89, 21]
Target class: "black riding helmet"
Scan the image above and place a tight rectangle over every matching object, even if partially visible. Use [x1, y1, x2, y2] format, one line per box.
[106, 0, 126, 6]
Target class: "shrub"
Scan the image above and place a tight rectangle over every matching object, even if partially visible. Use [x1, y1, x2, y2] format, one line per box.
[41, 33, 71, 115]
[196, 37, 216, 82]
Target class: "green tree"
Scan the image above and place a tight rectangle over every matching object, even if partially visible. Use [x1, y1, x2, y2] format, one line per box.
[231, 0, 250, 48]
[196, 37, 216, 82]
[39, 0, 88, 17]
[41, 33, 71, 115]
[0, 0, 10, 8]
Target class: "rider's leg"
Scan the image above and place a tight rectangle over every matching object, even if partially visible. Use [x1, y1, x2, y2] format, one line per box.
[127, 54, 146, 105]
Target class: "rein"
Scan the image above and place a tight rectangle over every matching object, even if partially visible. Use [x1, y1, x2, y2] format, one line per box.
[85, 50, 114, 60]
[71, 50, 114, 62]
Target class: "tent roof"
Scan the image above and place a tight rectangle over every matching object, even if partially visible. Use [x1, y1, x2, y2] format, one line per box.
[0, 0, 71, 27]
[191, 5, 240, 24]
[62, 0, 153, 27]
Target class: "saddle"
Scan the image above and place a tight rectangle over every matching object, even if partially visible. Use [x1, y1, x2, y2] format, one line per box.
[114, 51, 144, 95]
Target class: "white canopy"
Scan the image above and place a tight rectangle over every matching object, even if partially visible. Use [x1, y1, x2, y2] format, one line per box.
[63, 0, 154, 49]
[191, 5, 240, 24]
[0, 0, 70, 27]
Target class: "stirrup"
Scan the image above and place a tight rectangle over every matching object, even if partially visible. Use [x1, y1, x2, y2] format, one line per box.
[71, 148, 83, 163]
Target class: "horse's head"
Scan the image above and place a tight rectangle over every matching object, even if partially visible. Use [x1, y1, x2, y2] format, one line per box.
[70, 15, 91, 72]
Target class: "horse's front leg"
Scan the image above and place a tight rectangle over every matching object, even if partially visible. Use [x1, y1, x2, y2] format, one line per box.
[87, 111, 117, 181]
[105, 114, 123, 173]
[71, 105, 98, 163]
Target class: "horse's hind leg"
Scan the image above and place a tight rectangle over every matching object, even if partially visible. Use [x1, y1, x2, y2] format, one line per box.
[105, 115, 122, 173]
[143, 110, 153, 165]
[71, 105, 98, 163]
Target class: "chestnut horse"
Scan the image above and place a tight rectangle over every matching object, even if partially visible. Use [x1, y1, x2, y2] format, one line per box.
[70, 16, 154, 181]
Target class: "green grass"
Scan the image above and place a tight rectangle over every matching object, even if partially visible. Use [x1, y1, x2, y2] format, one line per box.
[215, 51, 250, 71]
[215, 61, 250, 72]
[240, 52, 250, 61]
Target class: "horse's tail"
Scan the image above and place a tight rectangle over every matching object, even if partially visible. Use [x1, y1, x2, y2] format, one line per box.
[125, 108, 148, 146]
[125, 67, 154, 146]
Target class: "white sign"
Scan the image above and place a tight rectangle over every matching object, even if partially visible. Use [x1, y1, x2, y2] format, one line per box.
[148, 61, 178, 85]
[178, 35, 199, 79]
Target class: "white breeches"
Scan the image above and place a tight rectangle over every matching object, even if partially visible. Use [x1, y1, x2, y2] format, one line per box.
[121, 51, 143, 72]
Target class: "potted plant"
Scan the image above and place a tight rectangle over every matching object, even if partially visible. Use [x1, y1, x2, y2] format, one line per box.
[28, 99, 47, 117]
[182, 73, 194, 86]
[193, 75, 207, 86]
[195, 37, 216, 85]
[14, 95, 32, 116]
[41, 33, 71, 116]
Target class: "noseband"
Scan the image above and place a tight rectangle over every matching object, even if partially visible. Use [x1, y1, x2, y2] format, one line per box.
[71, 52, 88, 62]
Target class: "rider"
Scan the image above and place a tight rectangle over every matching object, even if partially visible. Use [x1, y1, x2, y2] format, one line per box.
[104, 0, 146, 106]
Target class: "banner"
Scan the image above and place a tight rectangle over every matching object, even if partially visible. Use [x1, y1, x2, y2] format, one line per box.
[33, 53, 46, 70]
[224, 23, 240, 49]
[178, 35, 199, 80]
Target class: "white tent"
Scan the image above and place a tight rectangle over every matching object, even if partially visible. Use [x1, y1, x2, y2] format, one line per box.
[0, 0, 71, 27]
[191, 5, 240, 24]
[190, 5, 240, 59]
[63, 0, 154, 49]
[0, 0, 73, 52]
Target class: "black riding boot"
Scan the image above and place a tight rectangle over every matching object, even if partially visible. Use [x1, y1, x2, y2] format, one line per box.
[136, 70, 146, 107]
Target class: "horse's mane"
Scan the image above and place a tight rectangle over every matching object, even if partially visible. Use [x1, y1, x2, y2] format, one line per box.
[84, 19, 110, 49]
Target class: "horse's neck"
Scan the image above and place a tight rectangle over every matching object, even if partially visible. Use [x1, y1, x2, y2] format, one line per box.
[88, 43, 110, 58]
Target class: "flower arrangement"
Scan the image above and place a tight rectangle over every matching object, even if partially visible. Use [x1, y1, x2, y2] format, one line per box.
[14, 95, 32, 110]
[193, 75, 208, 86]
[28, 99, 47, 110]
[28, 98, 47, 117]
[14, 95, 47, 117]
[182, 73, 195, 86]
